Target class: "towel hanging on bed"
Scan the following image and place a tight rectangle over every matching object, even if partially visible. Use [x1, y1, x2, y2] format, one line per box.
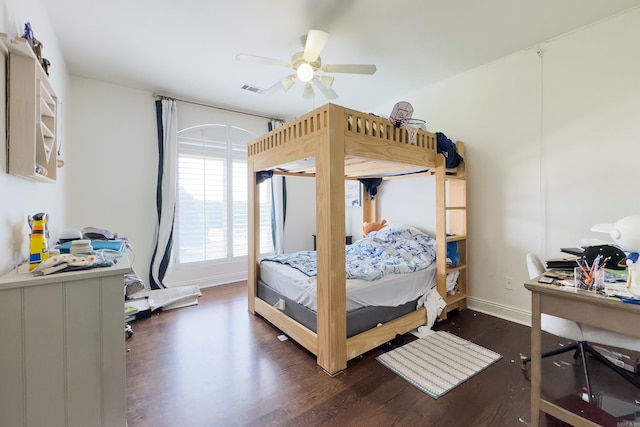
[421, 288, 446, 331]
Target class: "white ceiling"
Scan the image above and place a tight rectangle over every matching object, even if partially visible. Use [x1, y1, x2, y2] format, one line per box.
[43, 0, 640, 120]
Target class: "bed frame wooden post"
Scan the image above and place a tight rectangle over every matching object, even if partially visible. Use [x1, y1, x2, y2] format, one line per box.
[315, 104, 347, 374]
[361, 186, 377, 225]
[435, 154, 448, 303]
[248, 158, 259, 314]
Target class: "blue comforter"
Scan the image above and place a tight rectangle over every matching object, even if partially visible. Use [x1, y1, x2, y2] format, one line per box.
[262, 226, 436, 281]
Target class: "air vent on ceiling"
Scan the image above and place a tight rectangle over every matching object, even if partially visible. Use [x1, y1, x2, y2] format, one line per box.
[240, 83, 264, 94]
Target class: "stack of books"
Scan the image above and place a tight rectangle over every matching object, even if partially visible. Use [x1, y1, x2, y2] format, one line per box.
[546, 256, 580, 271]
[124, 297, 152, 321]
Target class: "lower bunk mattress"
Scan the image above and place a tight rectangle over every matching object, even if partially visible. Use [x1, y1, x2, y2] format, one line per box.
[257, 261, 438, 338]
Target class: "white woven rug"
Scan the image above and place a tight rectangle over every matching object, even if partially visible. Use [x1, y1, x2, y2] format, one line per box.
[377, 331, 502, 399]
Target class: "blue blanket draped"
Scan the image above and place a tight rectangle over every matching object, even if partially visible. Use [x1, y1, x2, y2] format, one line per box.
[261, 226, 436, 281]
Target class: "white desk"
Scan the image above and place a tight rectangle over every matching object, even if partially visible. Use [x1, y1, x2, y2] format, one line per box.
[525, 280, 640, 426]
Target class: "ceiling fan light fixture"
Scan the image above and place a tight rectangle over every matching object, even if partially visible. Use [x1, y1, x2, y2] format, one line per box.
[297, 63, 314, 82]
[237, 29, 377, 100]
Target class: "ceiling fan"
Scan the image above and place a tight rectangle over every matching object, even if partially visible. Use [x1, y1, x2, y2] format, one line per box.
[236, 29, 377, 100]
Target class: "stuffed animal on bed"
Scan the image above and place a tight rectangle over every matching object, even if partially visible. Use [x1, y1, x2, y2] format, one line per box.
[363, 219, 387, 236]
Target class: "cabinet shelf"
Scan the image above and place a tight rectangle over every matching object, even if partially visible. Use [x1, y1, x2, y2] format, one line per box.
[1, 34, 58, 182]
[40, 98, 54, 116]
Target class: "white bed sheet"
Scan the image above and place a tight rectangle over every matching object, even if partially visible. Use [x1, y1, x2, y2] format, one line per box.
[259, 260, 437, 312]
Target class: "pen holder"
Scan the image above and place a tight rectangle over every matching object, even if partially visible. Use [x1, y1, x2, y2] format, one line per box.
[574, 266, 604, 292]
[574, 266, 591, 290]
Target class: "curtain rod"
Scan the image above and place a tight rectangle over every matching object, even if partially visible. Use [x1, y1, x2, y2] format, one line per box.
[152, 92, 284, 123]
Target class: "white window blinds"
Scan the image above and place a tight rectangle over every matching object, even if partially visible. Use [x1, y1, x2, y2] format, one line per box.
[177, 125, 273, 264]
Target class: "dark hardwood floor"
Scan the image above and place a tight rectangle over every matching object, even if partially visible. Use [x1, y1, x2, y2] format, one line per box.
[126, 282, 640, 427]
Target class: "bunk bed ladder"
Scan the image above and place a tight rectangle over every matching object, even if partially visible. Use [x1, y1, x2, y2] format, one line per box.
[435, 142, 467, 319]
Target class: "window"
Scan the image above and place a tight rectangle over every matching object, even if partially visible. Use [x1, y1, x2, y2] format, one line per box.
[177, 125, 273, 264]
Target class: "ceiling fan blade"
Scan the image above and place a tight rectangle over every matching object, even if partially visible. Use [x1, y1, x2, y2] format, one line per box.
[262, 81, 284, 96]
[303, 29, 329, 63]
[281, 74, 297, 91]
[261, 74, 297, 96]
[235, 53, 291, 67]
[321, 64, 377, 75]
[302, 83, 315, 99]
[313, 76, 338, 99]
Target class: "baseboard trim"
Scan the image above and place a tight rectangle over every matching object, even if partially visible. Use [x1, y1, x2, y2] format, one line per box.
[167, 273, 247, 289]
[467, 296, 531, 327]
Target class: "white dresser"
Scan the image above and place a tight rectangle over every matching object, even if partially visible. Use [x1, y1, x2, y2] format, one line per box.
[0, 256, 131, 427]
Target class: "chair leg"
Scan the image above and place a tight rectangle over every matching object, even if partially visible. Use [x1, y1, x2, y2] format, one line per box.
[577, 342, 592, 403]
[522, 341, 595, 400]
[523, 341, 640, 399]
[522, 342, 581, 370]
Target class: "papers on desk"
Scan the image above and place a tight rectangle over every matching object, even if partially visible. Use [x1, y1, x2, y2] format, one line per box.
[555, 279, 634, 296]
[559, 279, 576, 287]
[603, 283, 635, 299]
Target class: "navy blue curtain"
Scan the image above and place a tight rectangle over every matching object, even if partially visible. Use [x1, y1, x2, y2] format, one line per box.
[149, 100, 174, 289]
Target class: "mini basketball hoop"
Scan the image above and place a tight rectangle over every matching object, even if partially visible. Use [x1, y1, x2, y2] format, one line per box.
[402, 118, 427, 144]
[389, 101, 414, 128]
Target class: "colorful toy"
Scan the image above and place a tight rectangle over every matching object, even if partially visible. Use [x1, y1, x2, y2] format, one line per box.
[28, 212, 49, 271]
[363, 219, 387, 236]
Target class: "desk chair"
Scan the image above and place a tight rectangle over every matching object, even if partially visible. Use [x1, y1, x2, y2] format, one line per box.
[523, 253, 640, 400]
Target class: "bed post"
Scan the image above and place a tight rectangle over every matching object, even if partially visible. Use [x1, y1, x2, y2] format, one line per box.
[361, 185, 377, 226]
[435, 154, 448, 304]
[315, 104, 347, 374]
[247, 158, 259, 314]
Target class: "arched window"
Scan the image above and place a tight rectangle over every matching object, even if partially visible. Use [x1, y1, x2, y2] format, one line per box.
[176, 124, 273, 264]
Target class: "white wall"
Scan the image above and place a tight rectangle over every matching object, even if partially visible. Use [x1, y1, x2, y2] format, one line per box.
[0, 0, 69, 276]
[65, 78, 157, 283]
[281, 176, 316, 252]
[379, 8, 640, 324]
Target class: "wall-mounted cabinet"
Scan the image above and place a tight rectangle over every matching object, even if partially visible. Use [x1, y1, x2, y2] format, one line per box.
[1, 34, 58, 182]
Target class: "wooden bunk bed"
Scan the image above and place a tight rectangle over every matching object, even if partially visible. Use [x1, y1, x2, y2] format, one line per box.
[247, 103, 467, 375]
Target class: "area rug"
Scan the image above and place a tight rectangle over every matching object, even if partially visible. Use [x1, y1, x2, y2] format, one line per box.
[377, 330, 502, 399]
